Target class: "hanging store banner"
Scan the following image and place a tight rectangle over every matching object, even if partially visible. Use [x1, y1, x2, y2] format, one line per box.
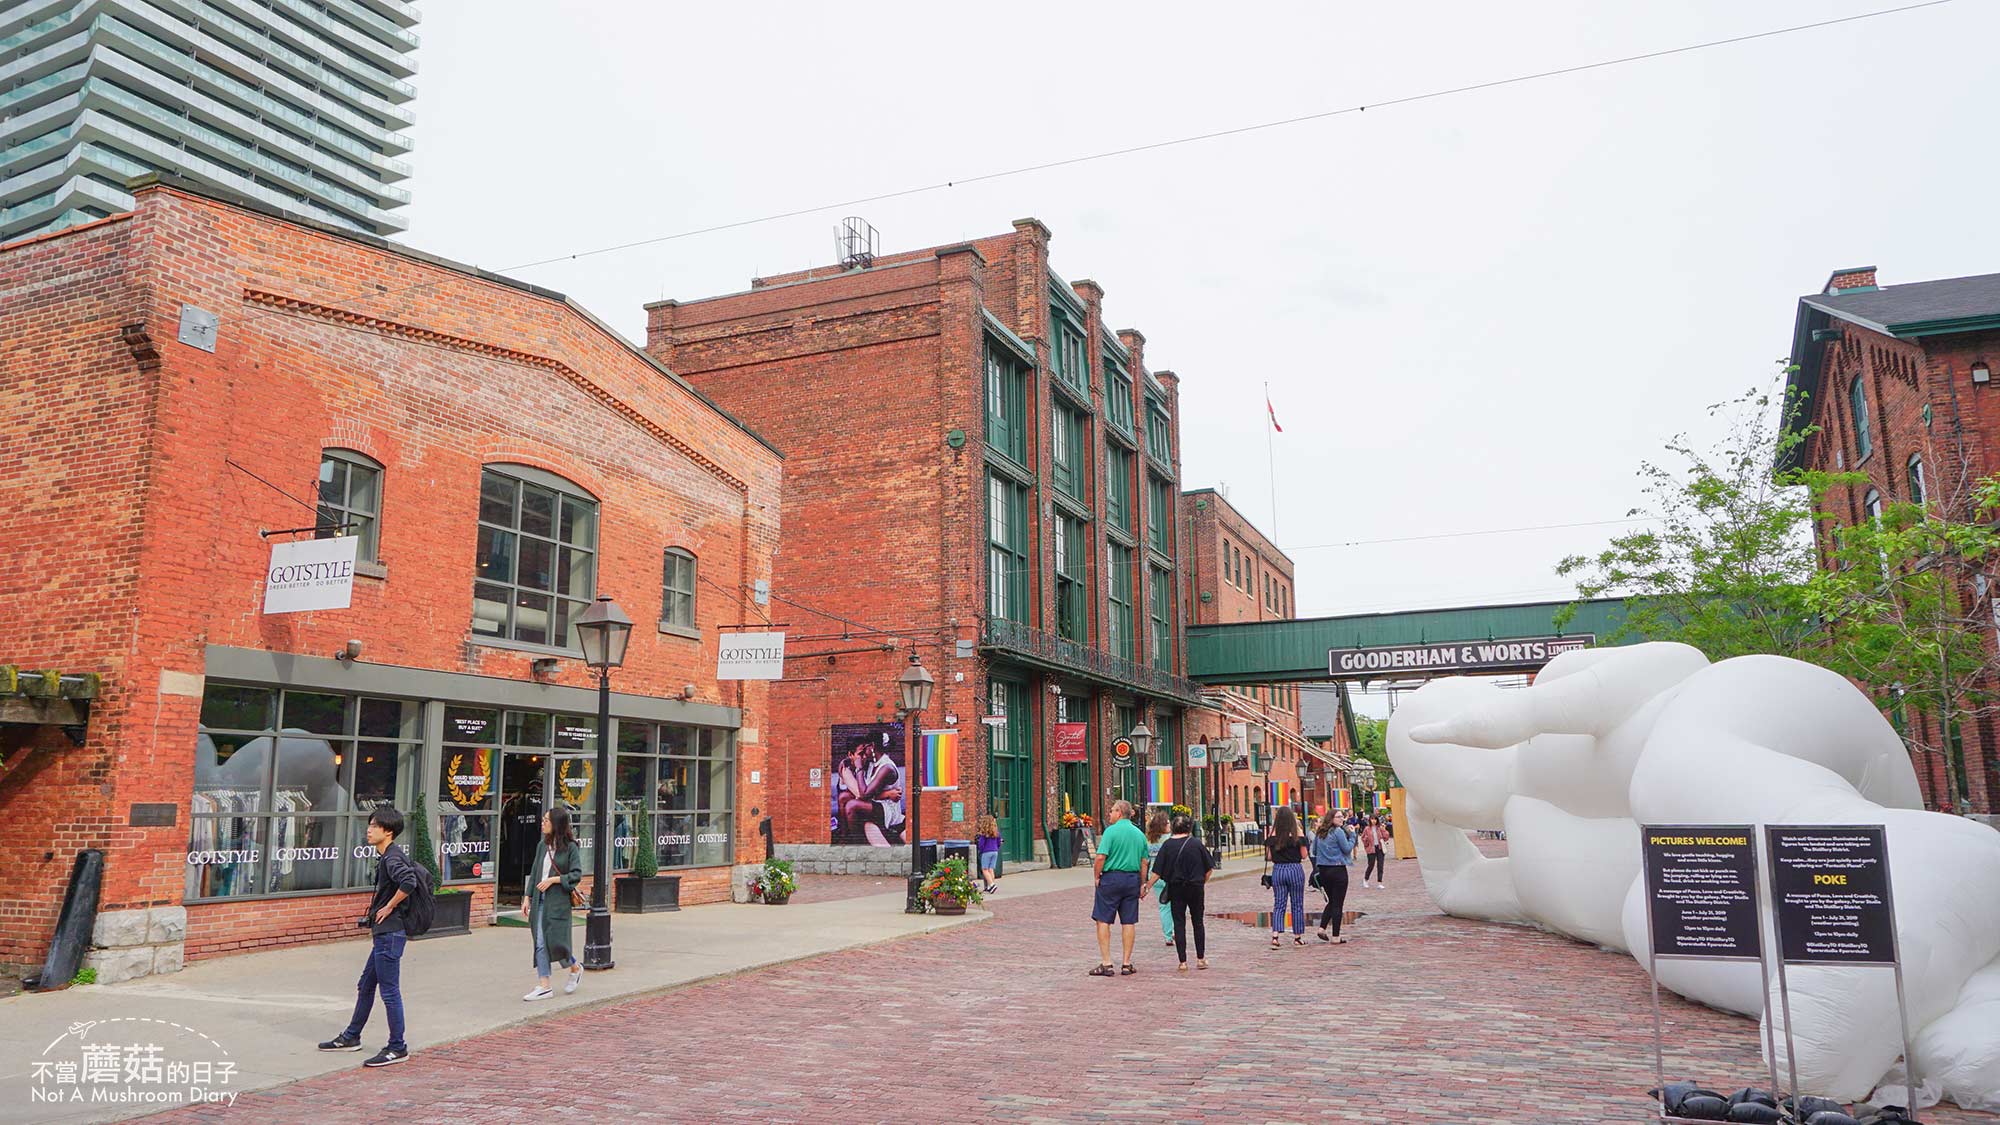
[1641, 825, 1764, 961]
[920, 729, 960, 791]
[716, 631, 786, 680]
[1052, 722, 1089, 762]
[1209, 738, 1241, 764]
[1185, 742, 1208, 767]
[1766, 825, 1897, 965]
[1326, 634, 1594, 678]
[262, 535, 358, 614]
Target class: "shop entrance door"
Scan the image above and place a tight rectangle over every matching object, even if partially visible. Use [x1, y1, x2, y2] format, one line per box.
[986, 678, 1033, 864]
[496, 752, 548, 905]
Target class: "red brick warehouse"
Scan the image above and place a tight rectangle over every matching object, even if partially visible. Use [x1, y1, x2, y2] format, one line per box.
[1782, 265, 2000, 816]
[647, 218, 1217, 872]
[0, 177, 782, 979]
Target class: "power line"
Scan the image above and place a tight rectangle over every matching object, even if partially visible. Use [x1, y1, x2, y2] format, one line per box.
[1286, 516, 1660, 552]
[500, 1, 1952, 273]
[228, 1, 1952, 334]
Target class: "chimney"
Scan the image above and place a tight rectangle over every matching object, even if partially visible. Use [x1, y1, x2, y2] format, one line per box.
[1825, 266, 1879, 295]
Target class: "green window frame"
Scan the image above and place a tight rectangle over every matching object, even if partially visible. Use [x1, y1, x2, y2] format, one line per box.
[1107, 542, 1134, 661]
[1850, 375, 1871, 461]
[1105, 363, 1134, 435]
[1105, 445, 1133, 533]
[988, 474, 1031, 623]
[1147, 476, 1173, 554]
[1050, 302, 1087, 394]
[1052, 405, 1085, 501]
[1149, 565, 1173, 670]
[1055, 514, 1088, 642]
[1145, 398, 1172, 463]
[661, 548, 696, 630]
[986, 343, 1028, 465]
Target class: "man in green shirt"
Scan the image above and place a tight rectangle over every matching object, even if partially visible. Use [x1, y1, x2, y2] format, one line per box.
[1089, 800, 1150, 976]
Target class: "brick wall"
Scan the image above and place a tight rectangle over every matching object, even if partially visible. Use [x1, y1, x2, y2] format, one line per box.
[0, 182, 782, 968]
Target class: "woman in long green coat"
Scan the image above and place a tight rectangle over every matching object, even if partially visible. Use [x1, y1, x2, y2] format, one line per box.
[522, 804, 584, 1001]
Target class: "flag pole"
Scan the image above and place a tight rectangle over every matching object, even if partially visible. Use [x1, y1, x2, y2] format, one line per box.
[1265, 381, 1278, 537]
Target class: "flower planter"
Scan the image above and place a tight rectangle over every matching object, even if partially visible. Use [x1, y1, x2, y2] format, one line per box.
[930, 894, 966, 916]
[613, 873, 682, 914]
[762, 893, 791, 906]
[414, 889, 471, 940]
[1048, 828, 1074, 869]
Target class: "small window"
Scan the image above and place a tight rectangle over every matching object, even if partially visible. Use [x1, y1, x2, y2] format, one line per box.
[1850, 376, 1872, 460]
[1864, 488, 1883, 523]
[1908, 454, 1926, 507]
[317, 449, 381, 562]
[662, 549, 697, 630]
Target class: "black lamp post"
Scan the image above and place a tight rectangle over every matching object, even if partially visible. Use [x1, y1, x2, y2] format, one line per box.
[898, 652, 935, 914]
[574, 594, 632, 971]
[1128, 720, 1152, 810]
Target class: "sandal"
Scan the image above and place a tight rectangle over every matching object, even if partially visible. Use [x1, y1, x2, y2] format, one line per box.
[1294, 936, 1305, 945]
[1088, 963, 1115, 977]
[1334, 936, 1349, 944]
[1119, 963, 1136, 975]
[1270, 935, 1280, 949]
[1196, 959, 1209, 970]
[1316, 929, 1330, 943]
[1176, 962, 1189, 973]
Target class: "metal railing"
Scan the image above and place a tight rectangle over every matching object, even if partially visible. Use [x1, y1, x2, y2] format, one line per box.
[981, 617, 1205, 704]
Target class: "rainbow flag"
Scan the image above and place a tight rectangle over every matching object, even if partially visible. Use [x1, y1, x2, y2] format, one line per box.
[1268, 780, 1292, 807]
[1372, 791, 1388, 813]
[1144, 766, 1174, 805]
[920, 730, 958, 791]
[1333, 788, 1352, 812]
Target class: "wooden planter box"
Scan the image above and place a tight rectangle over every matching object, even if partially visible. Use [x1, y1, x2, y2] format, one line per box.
[613, 873, 682, 914]
[931, 894, 967, 916]
[415, 889, 472, 939]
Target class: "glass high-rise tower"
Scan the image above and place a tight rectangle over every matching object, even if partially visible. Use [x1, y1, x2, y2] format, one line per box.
[0, 0, 416, 243]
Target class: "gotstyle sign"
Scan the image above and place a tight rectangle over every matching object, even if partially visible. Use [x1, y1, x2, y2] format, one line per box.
[262, 536, 358, 614]
[1327, 634, 1594, 678]
[716, 631, 786, 680]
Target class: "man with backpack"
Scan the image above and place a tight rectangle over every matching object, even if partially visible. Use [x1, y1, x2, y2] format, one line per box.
[318, 806, 430, 1066]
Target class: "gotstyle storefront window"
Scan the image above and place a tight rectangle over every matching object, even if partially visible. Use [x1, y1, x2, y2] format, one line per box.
[613, 722, 734, 871]
[189, 685, 421, 901]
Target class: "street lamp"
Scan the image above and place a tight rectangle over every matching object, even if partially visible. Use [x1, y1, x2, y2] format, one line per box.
[898, 652, 935, 914]
[1127, 721, 1152, 762]
[574, 594, 632, 971]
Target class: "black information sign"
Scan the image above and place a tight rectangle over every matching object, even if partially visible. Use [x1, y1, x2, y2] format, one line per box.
[1766, 825, 1897, 965]
[1641, 825, 1763, 960]
[129, 802, 178, 827]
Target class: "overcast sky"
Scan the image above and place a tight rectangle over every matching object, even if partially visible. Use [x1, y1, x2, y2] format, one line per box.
[393, 0, 1996, 621]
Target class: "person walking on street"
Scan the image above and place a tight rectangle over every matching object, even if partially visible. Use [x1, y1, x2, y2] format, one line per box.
[318, 807, 421, 1066]
[976, 814, 1003, 895]
[1311, 810, 1355, 943]
[522, 804, 584, 1001]
[1265, 806, 1309, 947]
[1146, 810, 1174, 947]
[1088, 800, 1150, 977]
[1361, 815, 1389, 888]
[1156, 813, 1211, 971]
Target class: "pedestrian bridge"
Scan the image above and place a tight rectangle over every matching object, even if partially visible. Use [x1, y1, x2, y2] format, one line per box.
[1185, 597, 1631, 685]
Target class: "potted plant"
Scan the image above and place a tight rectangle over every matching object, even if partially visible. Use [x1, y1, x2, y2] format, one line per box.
[1049, 812, 1077, 869]
[748, 856, 797, 905]
[614, 807, 681, 913]
[1073, 813, 1096, 864]
[918, 855, 984, 916]
[409, 800, 471, 938]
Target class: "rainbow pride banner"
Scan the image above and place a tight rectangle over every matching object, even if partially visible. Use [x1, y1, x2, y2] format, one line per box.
[1268, 780, 1293, 807]
[1144, 766, 1174, 805]
[920, 730, 959, 791]
[1332, 788, 1352, 812]
[1372, 791, 1388, 813]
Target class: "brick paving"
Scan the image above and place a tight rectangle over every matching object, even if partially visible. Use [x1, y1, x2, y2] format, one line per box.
[160, 852, 1997, 1124]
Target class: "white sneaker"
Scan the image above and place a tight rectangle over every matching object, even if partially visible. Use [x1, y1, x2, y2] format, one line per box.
[563, 970, 581, 995]
[523, 986, 553, 1002]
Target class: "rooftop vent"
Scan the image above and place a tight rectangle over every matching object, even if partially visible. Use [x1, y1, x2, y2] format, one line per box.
[836, 216, 878, 270]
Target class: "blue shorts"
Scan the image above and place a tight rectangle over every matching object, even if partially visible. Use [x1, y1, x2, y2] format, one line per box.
[978, 850, 1000, 872]
[1092, 870, 1141, 925]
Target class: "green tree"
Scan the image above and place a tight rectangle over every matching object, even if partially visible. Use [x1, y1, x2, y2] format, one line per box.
[1557, 378, 1825, 662]
[1804, 472, 2000, 815]
[1350, 716, 1393, 789]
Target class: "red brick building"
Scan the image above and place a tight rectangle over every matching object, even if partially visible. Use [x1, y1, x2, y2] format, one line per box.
[1179, 489, 1351, 834]
[1782, 265, 2000, 815]
[647, 219, 1210, 870]
[0, 178, 782, 978]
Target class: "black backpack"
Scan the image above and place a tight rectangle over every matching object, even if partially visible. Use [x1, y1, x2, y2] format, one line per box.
[401, 846, 437, 938]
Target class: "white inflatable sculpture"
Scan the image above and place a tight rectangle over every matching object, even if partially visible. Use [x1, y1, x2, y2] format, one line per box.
[1386, 643, 2000, 1111]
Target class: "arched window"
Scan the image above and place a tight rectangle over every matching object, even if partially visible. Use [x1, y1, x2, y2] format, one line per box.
[1908, 454, 1926, 507]
[1864, 488, 1883, 524]
[473, 464, 597, 648]
[317, 449, 383, 562]
[661, 548, 697, 632]
[1850, 376, 1872, 460]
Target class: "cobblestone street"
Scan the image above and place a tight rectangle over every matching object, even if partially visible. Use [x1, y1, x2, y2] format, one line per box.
[155, 852, 1999, 1124]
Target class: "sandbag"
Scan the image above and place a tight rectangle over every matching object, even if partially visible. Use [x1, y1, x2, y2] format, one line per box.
[1725, 1102, 1784, 1123]
[1787, 1095, 1847, 1119]
[1804, 1112, 1861, 1125]
[1727, 1088, 1778, 1108]
[1678, 1094, 1730, 1120]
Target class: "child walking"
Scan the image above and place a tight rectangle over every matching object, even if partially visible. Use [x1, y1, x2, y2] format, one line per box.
[976, 814, 1003, 895]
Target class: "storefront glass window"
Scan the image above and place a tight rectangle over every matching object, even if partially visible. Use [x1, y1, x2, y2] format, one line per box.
[190, 685, 422, 901]
[439, 707, 500, 882]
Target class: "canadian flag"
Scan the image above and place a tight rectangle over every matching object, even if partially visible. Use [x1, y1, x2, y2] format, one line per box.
[1266, 393, 1283, 433]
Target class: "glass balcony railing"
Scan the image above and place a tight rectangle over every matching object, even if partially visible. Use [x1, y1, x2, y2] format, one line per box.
[181, 0, 415, 109]
[203, 0, 414, 91]
[0, 13, 70, 54]
[0, 60, 86, 114]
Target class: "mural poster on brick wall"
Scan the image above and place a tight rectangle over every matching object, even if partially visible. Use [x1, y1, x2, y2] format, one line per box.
[830, 722, 906, 847]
